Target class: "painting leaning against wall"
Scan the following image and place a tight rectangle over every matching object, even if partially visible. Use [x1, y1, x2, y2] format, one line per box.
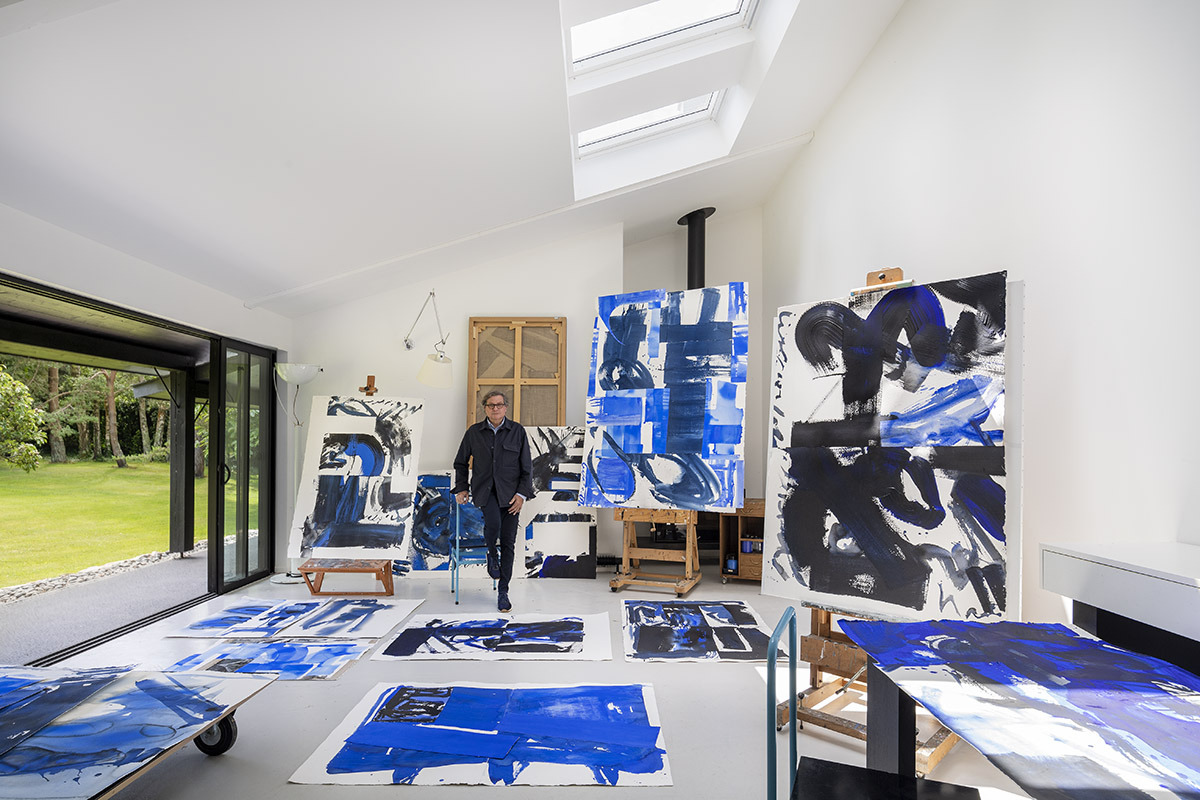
[762, 271, 1008, 621]
[521, 426, 596, 578]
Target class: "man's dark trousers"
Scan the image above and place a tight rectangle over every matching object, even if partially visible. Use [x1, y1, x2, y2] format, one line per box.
[481, 488, 518, 594]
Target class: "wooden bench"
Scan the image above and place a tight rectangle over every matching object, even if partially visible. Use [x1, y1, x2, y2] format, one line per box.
[298, 558, 394, 596]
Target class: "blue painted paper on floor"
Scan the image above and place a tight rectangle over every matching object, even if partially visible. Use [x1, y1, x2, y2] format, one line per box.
[289, 681, 671, 786]
[170, 597, 422, 639]
[408, 472, 489, 573]
[840, 619, 1200, 800]
[764, 272, 1009, 620]
[373, 613, 612, 661]
[622, 600, 773, 662]
[580, 283, 748, 512]
[288, 396, 424, 560]
[0, 666, 271, 800]
[521, 426, 596, 578]
[167, 640, 369, 680]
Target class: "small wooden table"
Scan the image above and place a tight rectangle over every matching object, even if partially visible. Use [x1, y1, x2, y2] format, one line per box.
[298, 558, 394, 596]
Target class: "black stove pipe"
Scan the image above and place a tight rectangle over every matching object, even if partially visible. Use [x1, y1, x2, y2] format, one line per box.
[677, 207, 715, 290]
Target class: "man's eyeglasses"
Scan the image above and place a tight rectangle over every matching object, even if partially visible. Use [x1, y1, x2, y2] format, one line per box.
[485, 402, 507, 409]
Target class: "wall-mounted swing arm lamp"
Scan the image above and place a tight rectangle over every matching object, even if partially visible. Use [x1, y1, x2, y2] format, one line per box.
[405, 290, 453, 389]
[274, 362, 323, 426]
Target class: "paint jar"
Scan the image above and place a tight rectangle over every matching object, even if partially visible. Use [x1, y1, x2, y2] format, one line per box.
[741, 540, 753, 553]
[725, 556, 738, 573]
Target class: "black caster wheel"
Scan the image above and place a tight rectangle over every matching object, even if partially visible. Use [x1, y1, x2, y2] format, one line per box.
[195, 715, 238, 756]
[721, 576, 729, 584]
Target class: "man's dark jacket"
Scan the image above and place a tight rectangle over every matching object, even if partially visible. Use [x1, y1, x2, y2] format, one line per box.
[452, 418, 535, 504]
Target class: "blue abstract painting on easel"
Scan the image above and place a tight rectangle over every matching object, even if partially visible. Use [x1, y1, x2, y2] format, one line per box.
[290, 682, 671, 786]
[622, 600, 773, 662]
[764, 272, 1008, 621]
[840, 619, 1200, 800]
[288, 396, 425, 560]
[580, 282, 747, 512]
[409, 472, 486, 572]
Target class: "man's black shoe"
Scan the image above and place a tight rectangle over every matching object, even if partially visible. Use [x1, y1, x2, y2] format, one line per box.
[486, 550, 502, 580]
[498, 592, 511, 613]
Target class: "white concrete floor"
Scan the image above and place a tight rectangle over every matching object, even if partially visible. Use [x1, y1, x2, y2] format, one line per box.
[62, 565, 1032, 799]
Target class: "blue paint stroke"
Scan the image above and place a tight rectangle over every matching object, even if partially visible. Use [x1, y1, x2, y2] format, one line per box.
[410, 474, 485, 570]
[881, 375, 1003, 447]
[0, 667, 126, 759]
[840, 619, 1200, 800]
[326, 683, 666, 786]
[181, 602, 274, 632]
[624, 600, 770, 661]
[320, 433, 386, 476]
[382, 617, 585, 657]
[304, 475, 410, 551]
[285, 598, 390, 637]
[167, 641, 367, 680]
[226, 600, 324, 637]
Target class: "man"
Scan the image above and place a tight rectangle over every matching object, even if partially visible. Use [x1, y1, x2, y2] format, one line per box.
[452, 390, 534, 612]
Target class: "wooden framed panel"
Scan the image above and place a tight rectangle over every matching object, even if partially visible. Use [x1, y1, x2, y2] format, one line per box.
[468, 317, 565, 427]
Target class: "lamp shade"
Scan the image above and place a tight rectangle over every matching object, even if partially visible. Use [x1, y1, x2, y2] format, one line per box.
[275, 363, 322, 385]
[416, 352, 453, 389]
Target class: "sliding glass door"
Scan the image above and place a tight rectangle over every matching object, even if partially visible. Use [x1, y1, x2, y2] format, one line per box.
[210, 340, 274, 592]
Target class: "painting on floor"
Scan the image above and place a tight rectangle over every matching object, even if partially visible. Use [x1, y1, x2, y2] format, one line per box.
[408, 472, 490, 573]
[763, 271, 1008, 621]
[290, 681, 671, 786]
[622, 600, 773, 662]
[287, 395, 424, 560]
[0, 665, 271, 800]
[522, 426, 596, 578]
[579, 282, 748, 513]
[167, 640, 369, 680]
[170, 597, 422, 639]
[373, 613, 612, 661]
[840, 619, 1200, 800]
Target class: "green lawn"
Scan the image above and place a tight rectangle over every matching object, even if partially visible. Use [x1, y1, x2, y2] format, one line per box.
[0, 461, 210, 588]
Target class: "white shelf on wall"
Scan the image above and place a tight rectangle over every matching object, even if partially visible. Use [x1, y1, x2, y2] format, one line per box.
[1041, 541, 1200, 642]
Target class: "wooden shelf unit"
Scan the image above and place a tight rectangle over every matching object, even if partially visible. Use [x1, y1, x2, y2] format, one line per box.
[718, 498, 765, 583]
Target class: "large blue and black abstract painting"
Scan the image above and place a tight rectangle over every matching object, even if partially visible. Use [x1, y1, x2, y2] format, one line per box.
[840, 619, 1200, 800]
[521, 426, 596, 578]
[290, 682, 671, 786]
[288, 396, 424, 560]
[580, 283, 748, 512]
[764, 272, 1008, 620]
[0, 665, 271, 800]
[373, 613, 611, 661]
[408, 472, 488, 573]
[622, 600, 773, 662]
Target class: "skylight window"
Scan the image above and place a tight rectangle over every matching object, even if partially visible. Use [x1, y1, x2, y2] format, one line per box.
[571, 0, 750, 66]
[576, 91, 722, 152]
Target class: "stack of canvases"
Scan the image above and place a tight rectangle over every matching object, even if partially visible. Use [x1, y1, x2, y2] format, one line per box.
[761, 272, 1010, 621]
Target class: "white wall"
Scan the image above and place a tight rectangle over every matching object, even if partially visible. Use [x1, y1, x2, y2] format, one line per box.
[623, 208, 766, 498]
[288, 224, 625, 560]
[762, 0, 1200, 623]
[0, 202, 292, 350]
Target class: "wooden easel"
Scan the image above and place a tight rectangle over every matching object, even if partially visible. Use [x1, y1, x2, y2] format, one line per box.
[608, 507, 702, 596]
[775, 608, 960, 776]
